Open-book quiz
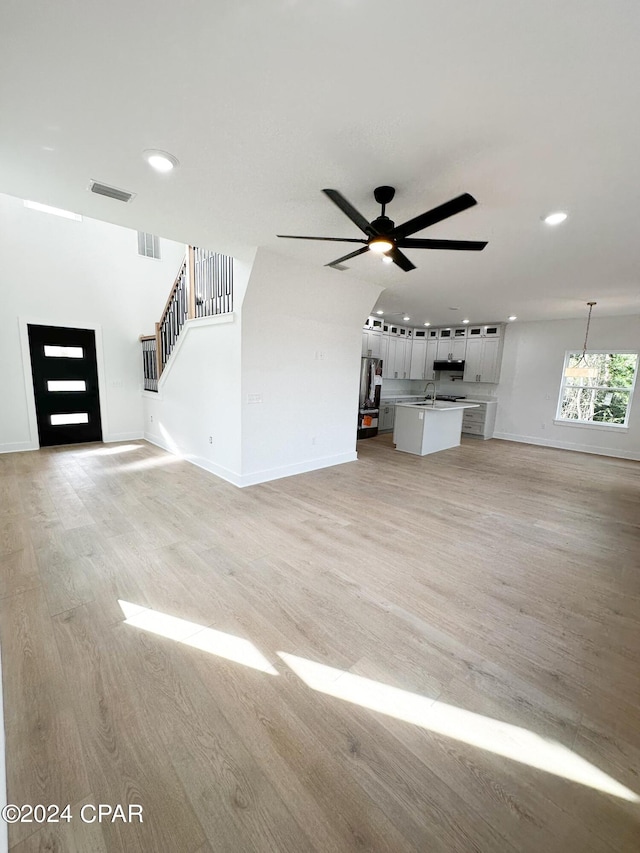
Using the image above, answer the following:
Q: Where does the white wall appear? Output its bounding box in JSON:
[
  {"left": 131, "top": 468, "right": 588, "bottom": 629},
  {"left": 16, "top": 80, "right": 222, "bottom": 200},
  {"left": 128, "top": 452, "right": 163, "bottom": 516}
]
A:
[
  {"left": 142, "top": 255, "right": 254, "bottom": 483},
  {"left": 240, "top": 248, "right": 381, "bottom": 484},
  {"left": 495, "top": 316, "right": 640, "bottom": 460},
  {"left": 0, "top": 193, "right": 185, "bottom": 451}
]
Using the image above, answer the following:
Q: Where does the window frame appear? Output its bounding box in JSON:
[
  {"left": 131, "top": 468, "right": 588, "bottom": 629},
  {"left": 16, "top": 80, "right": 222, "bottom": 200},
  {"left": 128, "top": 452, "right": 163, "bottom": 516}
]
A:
[{"left": 555, "top": 349, "right": 638, "bottom": 429}]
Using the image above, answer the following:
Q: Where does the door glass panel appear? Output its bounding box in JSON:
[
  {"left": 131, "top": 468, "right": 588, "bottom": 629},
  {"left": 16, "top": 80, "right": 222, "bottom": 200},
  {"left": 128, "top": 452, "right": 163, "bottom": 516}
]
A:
[
  {"left": 50, "top": 413, "right": 89, "bottom": 425},
  {"left": 44, "top": 345, "right": 84, "bottom": 358},
  {"left": 47, "top": 380, "right": 87, "bottom": 392}
]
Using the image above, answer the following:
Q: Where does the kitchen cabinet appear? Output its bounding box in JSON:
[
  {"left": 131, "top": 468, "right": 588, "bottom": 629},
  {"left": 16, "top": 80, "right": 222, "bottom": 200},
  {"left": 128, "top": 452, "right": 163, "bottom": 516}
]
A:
[
  {"left": 463, "top": 337, "right": 501, "bottom": 383},
  {"left": 424, "top": 340, "right": 439, "bottom": 380},
  {"left": 461, "top": 400, "right": 497, "bottom": 439},
  {"left": 409, "top": 339, "right": 427, "bottom": 380},
  {"left": 362, "top": 329, "right": 382, "bottom": 357},
  {"left": 436, "top": 338, "right": 467, "bottom": 361},
  {"left": 395, "top": 336, "right": 407, "bottom": 378},
  {"left": 379, "top": 401, "right": 396, "bottom": 431},
  {"left": 382, "top": 334, "right": 397, "bottom": 378}
]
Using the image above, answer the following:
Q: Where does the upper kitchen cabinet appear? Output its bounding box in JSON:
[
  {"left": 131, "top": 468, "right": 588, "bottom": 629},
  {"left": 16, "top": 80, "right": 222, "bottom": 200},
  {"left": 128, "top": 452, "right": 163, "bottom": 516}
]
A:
[
  {"left": 424, "top": 339, "right": 439, "bottom": 380},
  {"left": 362, "top": 329, "right": 382, "bottom": 357},
  {"left": 436, "top": 338, "right": 467, "bottom": 361},
  {"left": 409, "top": 338, "right": 427, "bottom": 380},
  {"left": 463, "top": 336, "right": 502, "bottom": 383},
  {"left": 468, "top": 324, "right": 502, "bottom": 338}
]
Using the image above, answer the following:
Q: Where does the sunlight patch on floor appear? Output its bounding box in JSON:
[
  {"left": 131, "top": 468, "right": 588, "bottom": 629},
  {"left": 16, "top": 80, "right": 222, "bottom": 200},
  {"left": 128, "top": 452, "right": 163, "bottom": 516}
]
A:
[
  {"left": 118, "top": 600, "right": 277, "bottom": 674},
  {"left": 278, "top": 652, "right": 639, "bottom": 803}
]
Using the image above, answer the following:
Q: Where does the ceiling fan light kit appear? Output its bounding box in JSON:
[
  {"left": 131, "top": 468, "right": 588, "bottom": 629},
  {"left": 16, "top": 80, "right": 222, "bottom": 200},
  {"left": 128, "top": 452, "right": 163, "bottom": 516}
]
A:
[{"left": 277, "top": 186, "right": 488, "bottom": 272}]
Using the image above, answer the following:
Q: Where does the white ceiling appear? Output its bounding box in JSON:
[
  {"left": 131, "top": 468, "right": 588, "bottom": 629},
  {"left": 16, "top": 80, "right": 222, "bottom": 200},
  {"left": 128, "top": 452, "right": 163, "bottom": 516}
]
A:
[{"left": 2, "top": 0, "right": 640, "bottom": 326}]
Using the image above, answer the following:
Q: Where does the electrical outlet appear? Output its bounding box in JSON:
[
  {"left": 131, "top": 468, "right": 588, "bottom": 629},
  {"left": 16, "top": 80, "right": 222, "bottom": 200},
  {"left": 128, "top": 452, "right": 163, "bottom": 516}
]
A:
[
  {"left": 541, "top": 422, "right": 546, "bottom": 429},
  {"left": 150, "top": 415, "right": 153, "bottom": 422},
  {"left": 311, "top": 436, "right": 316, "bottom": 445},
  {"left": 209, "top": 436, "right": 213, "bottom": 444}
]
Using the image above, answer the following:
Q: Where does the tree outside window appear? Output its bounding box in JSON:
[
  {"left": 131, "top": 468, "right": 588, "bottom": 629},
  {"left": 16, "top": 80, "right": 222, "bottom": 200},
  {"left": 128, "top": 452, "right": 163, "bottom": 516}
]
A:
[{"left": 557, "top": 352, "right": 638, "bottom": 426}]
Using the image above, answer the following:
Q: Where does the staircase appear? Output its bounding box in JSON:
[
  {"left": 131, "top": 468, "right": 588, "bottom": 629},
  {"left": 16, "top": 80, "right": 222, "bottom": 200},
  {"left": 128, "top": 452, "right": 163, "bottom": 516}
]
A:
[{"left": 140, "top": 246, "right": 234, "bottom": 391}]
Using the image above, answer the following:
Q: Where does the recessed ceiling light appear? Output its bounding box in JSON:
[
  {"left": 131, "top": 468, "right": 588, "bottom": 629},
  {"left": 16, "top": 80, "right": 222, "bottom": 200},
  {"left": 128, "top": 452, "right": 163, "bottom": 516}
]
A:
[
  {"left": 448, "top": 307, "right": 459, "bottom": 311},
  {"left": 143, "top": 149, "right": 179, "bottom": 173},
  {"left": 403, "top": 316, "right": 410, "bottom": 322},
  {"left": 381, "top": 255, "right": 394, "bottom": 264},
  {"left": 423, "top": 322, "right": 431, "bottom": 327},
  {"left": 376, "top": 310, "right": 384, "bottom": 315},
  {"left": 544, "top": 211, "right": 567, "bottom": 225},
  {"left": 462, "top": 319, "right": 469, "bottom": 324},
  {"left": 24, "top": 200, "right": 82, "bottom": 221},
  {"left": 508, "top": 315, "right": 517, "bottom": 321}
]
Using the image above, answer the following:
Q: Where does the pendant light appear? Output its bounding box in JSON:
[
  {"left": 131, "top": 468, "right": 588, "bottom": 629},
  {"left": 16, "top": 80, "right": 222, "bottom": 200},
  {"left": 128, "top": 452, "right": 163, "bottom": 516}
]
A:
[{"left": 564, "top": 302, "right": 598, "bottom": 378}]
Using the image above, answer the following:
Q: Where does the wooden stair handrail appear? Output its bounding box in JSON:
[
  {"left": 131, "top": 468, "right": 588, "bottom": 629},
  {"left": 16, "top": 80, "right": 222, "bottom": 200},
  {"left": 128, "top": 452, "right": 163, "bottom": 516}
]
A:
[{"left": 159, "top": 254, "right": 188, "bottom": 329}]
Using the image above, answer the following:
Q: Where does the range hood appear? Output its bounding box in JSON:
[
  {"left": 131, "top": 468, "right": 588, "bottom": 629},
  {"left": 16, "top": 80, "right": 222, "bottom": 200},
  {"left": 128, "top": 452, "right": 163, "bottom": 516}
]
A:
[{"left": 433, "top": 359, "right": 465, "bottom": 372}]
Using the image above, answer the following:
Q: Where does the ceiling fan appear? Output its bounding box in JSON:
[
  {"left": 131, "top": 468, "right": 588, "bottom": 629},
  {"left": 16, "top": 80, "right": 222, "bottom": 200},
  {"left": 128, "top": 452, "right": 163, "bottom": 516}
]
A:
[{"left": 277, "top": 186, "right": 487, "bottom": 272}]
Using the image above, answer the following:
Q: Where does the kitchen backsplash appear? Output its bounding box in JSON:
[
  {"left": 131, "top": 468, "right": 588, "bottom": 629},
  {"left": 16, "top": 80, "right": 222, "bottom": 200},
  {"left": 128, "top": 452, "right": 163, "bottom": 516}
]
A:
[{"left": 381, "top": 378, "right": 497, "bottom": 398}]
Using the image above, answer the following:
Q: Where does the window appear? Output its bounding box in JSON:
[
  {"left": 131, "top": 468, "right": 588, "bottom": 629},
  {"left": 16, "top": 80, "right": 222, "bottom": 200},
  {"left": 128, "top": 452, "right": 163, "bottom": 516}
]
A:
[
  {"left": 137, "top": 231, "right": 161, "bottom": 259},
  {"left": 47, "top": 380, "right": 86, "bottom": 392},
  {"left": 50, "top": 413, "right": 89, "bottom": 425},
  {"left": 557, "top": 352, "right": 638, "bottom": 427},
  {"left": 44, "top": 345, "right": 83, "bottom": 358}
]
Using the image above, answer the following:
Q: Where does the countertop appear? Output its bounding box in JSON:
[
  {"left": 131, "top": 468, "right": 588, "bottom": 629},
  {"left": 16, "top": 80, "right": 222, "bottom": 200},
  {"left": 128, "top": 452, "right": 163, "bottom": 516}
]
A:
[{"left": 395, "top": 401, "right": 480, "bottom": 412}]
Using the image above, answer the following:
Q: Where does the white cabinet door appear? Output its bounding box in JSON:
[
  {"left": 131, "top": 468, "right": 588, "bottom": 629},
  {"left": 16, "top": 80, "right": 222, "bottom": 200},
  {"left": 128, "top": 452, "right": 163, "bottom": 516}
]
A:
[
  {"left": 379, "top": 402, "right": 395, "bottom": 431},
  {"left": 409, "top": 339, "right": 427, "bottom": 380},
  {"left": 384, "top": 335, "right": 398, "bottom": 378},
  {"left": 464, "top": 337, "right": 501, "bottom": 383},
  {"left": 425, "top": 340, "right": 438, "bottom": 380},
  {"left": 478, "top": 337, "right": 501, "bottom": 383},
  {"left": 436, "top": 339, "right": 451, "bottom": 360},
  {"left": 395, "top": 337, "right": 407, "bottom": 378},
  {"left": 362, "top": 330, "right": 382, "bottom": 357},
  {"left": 379, "top": 333, "right": 390, "bottom": 375},
  {"left": 463, "top": 338, "right": 483, "bottom": 382},
  {"left": 450, "top": 339, "right": 467, "bottom": 361},
  {"left": 436, "top": 338, "right": 466, "bottom": 361}
]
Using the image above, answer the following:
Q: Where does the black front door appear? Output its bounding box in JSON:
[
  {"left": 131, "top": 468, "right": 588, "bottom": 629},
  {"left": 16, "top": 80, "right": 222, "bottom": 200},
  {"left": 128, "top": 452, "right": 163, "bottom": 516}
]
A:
[{"left": 28, "top": 324, "right": 103, "bottom": 447}]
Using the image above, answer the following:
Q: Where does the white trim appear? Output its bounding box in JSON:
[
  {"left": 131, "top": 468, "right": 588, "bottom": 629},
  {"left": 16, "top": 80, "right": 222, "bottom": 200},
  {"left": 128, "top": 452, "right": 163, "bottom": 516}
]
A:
[
  {"left": 236, "top": 451, "right": 358, "bottom": 487},
  {"left": 552, "top": 419, "right": 628, "bottom": 432},
  {"left": 18, "top": 316, "right": 110, "bottom": 448},
  {"left": 556, "top": 350, "right": 638, "bottom": 427},
  {"left": 157, "top": 313, "right": 236, "bottom": 389},
  {"left": 492, "top": 432, "right": 640, "bottom": 461},
  {"left": 142, "top": 436, "right": 357, "bottom": 488},
  {"left": 0, "top": 441, "right": 39, "bottom": 454},
  {"left": 103, "top": 432, "right": 144, "bottom": 443}
]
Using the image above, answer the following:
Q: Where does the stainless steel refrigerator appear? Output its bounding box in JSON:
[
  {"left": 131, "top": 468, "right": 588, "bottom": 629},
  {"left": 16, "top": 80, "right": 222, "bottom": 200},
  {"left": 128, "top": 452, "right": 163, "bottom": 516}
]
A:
[{"left": 358, "top": 357, "right": 383, "bottom": 439}]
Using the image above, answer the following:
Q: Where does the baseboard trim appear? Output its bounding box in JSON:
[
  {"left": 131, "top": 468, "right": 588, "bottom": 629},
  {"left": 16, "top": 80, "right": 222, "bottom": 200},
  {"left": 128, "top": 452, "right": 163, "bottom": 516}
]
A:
[
  {"left": 237, "top": 452, "right": 358, "bottom": 487},
  {"left": 103, "top": 432, "right": 144, "bottom": 443},
  {"left": 143, "top": 435, "right": 358, "bottom": 487},
  {"left": 492, "top": 432, "right": 640, "bottom": 461},
  {"left": 0, "top": 441, "right": 38, "bottom": 454}
]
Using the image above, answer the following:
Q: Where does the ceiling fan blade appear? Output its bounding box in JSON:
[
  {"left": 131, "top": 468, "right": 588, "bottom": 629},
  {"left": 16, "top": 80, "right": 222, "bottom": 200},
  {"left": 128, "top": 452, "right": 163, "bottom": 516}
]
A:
[
  {"left": 323, "top": 189, "right": 372, "bottom": 235},
  {"left": 398, "top": 238, "right": 488, "bottom": 251},
  {"left": 389, "top": 248, "right": 416, "bottom": 272},
  {"left": 393, "top": 193, "right": 478, "bottom": 239},
  {"left": 326, "top": 246, "right": 369, "bottom": 267},
  {"left": 277, "top": 235, "right": 367, "bottom": 243}
]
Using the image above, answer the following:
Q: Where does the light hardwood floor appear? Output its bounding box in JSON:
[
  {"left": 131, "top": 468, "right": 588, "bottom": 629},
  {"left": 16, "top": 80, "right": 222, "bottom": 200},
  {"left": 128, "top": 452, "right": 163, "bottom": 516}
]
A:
[{"left": 0, "top": 435, "right": 639, "bottom": 852}]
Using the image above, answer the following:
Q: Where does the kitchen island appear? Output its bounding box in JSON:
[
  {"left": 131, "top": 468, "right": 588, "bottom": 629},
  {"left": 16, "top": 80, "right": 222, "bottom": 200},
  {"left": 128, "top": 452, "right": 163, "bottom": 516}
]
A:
[{"left": 393, "top": 401, "right": 479, "bottom": 456}]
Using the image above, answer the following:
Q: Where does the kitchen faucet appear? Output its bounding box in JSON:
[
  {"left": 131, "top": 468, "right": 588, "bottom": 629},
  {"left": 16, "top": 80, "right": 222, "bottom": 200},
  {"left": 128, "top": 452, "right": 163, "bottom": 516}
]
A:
[{"left": 424, "top": 381, "right": 437, "bottom": 407}]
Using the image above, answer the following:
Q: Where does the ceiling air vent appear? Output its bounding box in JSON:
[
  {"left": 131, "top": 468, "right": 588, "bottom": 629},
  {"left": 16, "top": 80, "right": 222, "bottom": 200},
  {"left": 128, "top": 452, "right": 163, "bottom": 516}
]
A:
[{"left": 89, "top": 180, "right": 136, "bottom": 203}]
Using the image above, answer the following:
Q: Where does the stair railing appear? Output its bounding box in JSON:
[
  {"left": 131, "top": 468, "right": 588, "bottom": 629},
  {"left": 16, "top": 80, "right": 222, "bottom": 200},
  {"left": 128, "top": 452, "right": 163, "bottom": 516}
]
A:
[{"left": 141, "top": 246, "right": 234, "bottom": 390}]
